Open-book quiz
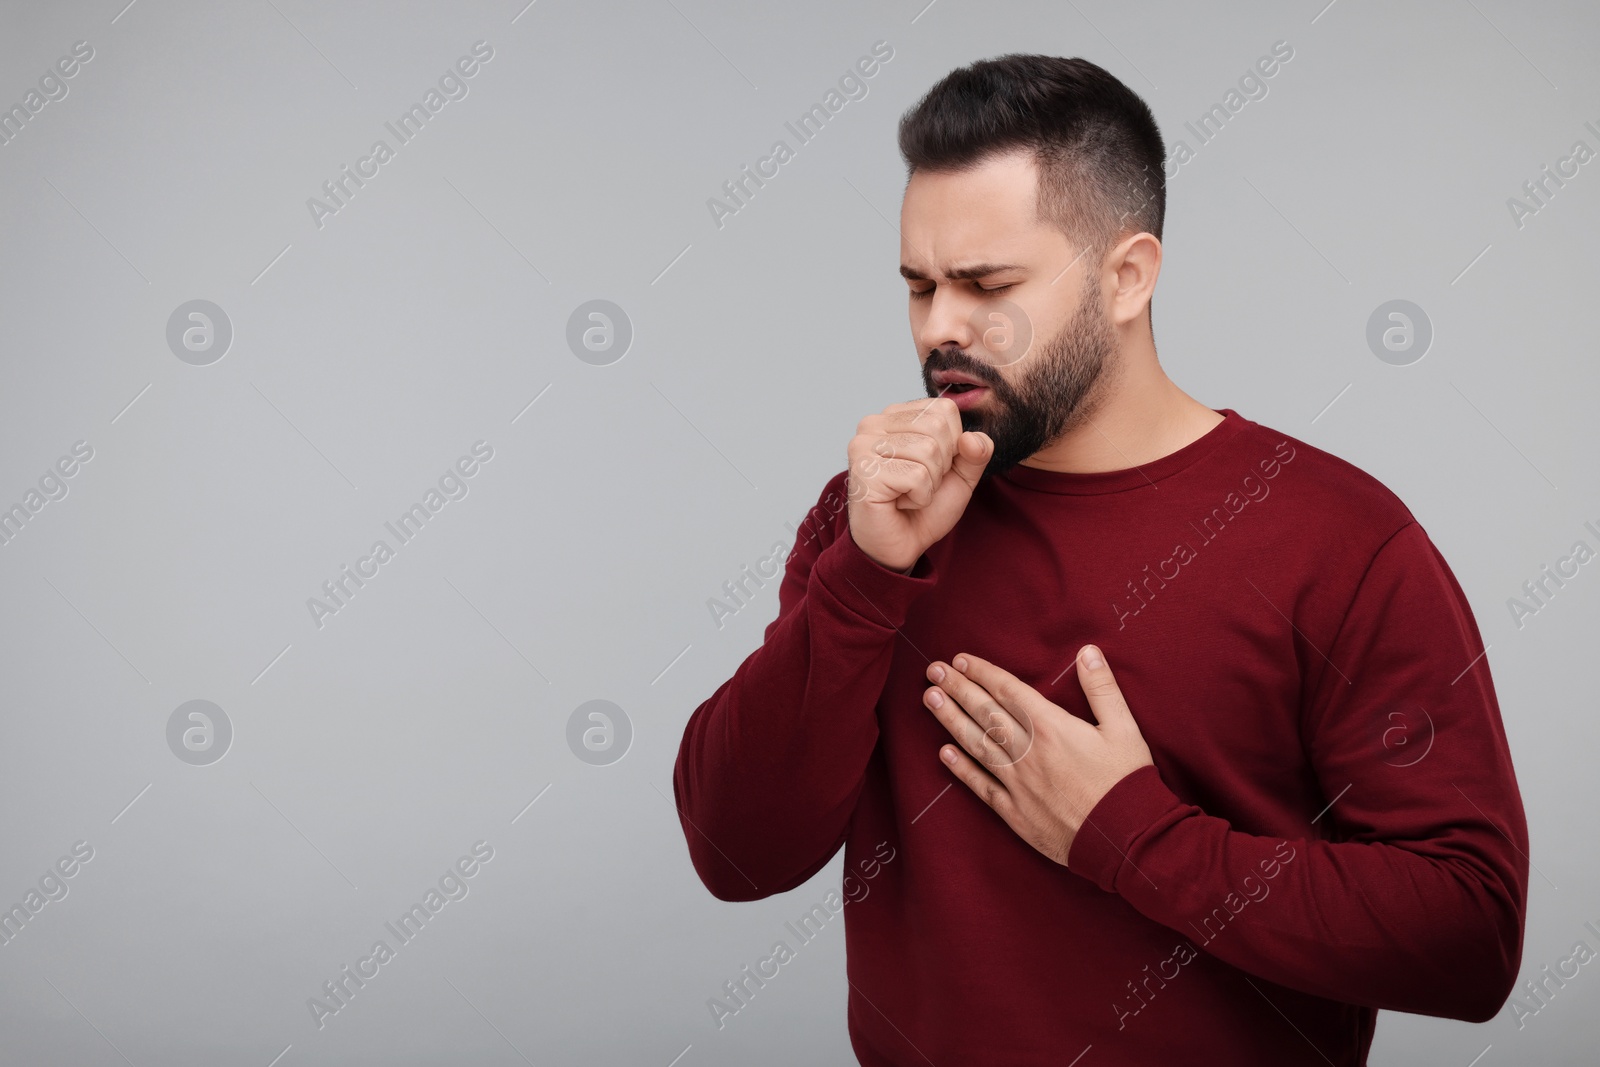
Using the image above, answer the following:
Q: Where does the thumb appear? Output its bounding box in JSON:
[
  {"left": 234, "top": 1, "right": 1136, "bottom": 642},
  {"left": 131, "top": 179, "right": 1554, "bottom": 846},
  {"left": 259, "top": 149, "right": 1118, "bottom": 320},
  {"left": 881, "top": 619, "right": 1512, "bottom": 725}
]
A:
[
  {"left": 947, "top": 431, "right": 993, "bottom": 491},
  {"left": 1076, "top": 644, "right": 1136, "bottom": 730},
  {"left": 912, "top": 431, "right": 992, "bottom": 535}
]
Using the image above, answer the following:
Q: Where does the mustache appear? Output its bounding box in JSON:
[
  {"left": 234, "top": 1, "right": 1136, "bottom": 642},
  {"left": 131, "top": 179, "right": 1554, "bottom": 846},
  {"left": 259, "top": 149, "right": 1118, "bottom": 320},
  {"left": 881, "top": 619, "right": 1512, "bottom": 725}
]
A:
[{"left": 924, "top": 349, "right": 1003, "bottom": 389}]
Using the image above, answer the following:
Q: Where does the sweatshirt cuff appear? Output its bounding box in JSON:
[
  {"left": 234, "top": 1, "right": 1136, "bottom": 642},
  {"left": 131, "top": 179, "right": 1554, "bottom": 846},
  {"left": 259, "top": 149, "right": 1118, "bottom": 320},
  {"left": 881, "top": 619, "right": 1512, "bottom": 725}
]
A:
[
  {"left": 810, "top": 528, "right": 937, "bottom": 630},
  {"left": 1065, "top": 764, "right": 1186, "bottom": 893}
]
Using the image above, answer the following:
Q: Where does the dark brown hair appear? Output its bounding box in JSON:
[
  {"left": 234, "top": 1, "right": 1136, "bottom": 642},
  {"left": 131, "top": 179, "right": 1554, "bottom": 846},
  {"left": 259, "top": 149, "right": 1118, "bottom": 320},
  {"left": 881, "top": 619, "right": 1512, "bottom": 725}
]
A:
[{"left": 897, "top": 54, "right": 1166, "bottom": 266}]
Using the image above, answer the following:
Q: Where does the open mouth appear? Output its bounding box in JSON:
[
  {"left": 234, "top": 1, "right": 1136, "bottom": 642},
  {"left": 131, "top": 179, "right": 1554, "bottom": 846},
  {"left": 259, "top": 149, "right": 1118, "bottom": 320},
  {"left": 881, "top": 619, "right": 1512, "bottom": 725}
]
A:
[{"left": 943, "top": 382, "right": 982, "bottom": 394}]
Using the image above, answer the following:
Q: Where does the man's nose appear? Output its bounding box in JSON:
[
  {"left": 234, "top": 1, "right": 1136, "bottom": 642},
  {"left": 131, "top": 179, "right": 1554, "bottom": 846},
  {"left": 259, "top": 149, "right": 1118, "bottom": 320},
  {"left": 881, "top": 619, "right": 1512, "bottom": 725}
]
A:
[{"left": 917, "top": 289, "right": 979, "bottom": 356}]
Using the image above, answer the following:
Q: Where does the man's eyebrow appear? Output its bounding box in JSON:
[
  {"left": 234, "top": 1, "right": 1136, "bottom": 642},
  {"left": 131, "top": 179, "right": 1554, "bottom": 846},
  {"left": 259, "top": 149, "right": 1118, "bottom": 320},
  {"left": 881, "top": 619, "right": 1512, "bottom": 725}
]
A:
[{"left": 899, "top": 262, "right": 1028, "bottom": 282}]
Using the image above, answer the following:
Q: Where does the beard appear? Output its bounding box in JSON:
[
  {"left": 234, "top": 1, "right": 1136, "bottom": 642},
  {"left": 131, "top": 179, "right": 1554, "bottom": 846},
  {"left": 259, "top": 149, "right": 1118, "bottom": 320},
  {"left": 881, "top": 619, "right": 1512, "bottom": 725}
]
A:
[{"left": 921, "top": 277, "right": 1117, "bottom": 476}]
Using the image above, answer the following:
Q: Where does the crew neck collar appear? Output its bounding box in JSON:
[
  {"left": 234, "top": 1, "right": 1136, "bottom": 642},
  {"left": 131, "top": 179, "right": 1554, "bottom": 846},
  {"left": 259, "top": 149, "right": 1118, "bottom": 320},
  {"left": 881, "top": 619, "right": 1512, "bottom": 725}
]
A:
[{"left": 994, "top": 408, "right": 1248, "bottom": 496}]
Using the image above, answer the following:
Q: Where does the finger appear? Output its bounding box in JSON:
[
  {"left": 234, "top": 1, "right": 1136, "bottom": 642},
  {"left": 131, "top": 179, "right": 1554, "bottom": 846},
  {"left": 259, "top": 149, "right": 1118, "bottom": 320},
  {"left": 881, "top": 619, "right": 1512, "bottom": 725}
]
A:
[
  {"left": 944, "top": 653, "right": 1038, "bottom": 764},
  {"left": 948, "top": 652, "right": 1040, "bottom": 718},
  {"left": 849, "top": 451, "right": 935, "bottom": 509},
  {"left": 947, "top": 431, "right": 993, "bottom": 492},
  {"left": 847, "top": 411, "right": 951, "bottom": 506},
  {"left": 946, "top": 653, "right": 1051, "bottom": 752},
  {"left": 1075, "top": 644, "right": 1136, "bottom": 730},
  {"left": 876, "top": 457, "right": 937, "bottom": 508},
  {"left": 897, "top": 395, "right": 962, "bottom": 447},
  {"left": 879, "top": 431, "right": 951, "bottom": 490},
  {"left": 923, "top": 682, "right": 1012, "bottom": 768},
  {"left": 926, "top": 664, "right": 1027, "bottom": 766},
  {"left": 855, "top": 427, "right": 953, "bottom": 495},
  {"left": 934, "top": 740, "right": 1014, "bottom": 817},
  {"left": 878, "top": 398, "right": 960, "bottom": 472}
]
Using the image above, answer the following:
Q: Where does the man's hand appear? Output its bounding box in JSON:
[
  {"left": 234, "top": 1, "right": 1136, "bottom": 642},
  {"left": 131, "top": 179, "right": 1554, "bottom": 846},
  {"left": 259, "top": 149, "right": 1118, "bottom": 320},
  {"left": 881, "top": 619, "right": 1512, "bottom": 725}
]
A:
[
  {"left": 921, "top": 644, "right": 1154, "bottom": 866},
  {"left": 846, "top": 397, "right": 992, "bottom": 573}
]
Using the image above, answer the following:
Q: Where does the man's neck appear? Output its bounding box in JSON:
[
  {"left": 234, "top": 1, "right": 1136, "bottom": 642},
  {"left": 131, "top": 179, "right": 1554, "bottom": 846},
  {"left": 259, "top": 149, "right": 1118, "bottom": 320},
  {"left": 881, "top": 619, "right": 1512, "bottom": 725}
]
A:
[{"left": 1017, "top": 358, "right": 1223, "bottom": 475}]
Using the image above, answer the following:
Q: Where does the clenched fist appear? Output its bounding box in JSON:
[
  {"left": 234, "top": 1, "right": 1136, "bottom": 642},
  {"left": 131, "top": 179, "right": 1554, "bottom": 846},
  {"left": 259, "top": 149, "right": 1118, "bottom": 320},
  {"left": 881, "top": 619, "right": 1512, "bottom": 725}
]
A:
[{"left": 845, "top": 397, "right": 993, "bottom": 573}]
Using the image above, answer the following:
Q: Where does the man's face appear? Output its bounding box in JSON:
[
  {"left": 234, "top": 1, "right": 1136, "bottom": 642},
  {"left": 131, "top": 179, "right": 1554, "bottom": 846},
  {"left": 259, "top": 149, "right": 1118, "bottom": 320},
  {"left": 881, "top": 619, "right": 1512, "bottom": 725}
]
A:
[{"left": 900, "top": 150, "right": 1118, "bottom": 475}]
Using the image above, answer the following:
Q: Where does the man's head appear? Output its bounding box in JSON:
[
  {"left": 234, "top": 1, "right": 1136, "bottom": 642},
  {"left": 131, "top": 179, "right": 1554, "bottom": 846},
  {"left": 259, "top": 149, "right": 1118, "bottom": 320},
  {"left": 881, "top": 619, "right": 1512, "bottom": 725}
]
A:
[{"left": 896, "top": 55, "right": 1166, "bottom": 474}]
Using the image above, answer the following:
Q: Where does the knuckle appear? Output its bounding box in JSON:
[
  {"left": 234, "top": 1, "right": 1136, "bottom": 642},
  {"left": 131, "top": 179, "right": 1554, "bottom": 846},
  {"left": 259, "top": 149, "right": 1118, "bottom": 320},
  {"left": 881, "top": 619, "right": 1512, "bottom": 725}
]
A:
[
  {"left": 896, "top": 458, "right": 933, "bottom": 490},
  {"left": 900, "top": 435, "right": 942, "bottom": 473},
  {"left": 960, "top": 717, "right": 985, "bottom": 748}
]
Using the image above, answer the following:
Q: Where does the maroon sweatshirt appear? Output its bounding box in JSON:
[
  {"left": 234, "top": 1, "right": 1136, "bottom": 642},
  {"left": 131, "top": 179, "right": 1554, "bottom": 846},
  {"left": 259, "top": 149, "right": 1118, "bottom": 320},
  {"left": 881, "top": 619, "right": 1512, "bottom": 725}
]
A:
[{"left": 673, "top": 408, "right": 1528, "bottom": 1065}]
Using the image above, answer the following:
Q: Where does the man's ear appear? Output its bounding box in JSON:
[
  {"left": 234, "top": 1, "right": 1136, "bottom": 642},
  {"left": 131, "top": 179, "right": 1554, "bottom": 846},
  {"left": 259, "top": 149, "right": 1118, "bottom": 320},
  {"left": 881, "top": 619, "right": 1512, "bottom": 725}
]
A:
[{"left": 1107, "top": 232, "right": 1161, "bottom": 328}]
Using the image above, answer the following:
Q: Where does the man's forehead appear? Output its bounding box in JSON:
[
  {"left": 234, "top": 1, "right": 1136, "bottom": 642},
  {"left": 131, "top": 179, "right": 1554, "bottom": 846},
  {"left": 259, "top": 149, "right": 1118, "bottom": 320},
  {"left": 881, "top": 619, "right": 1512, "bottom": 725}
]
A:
[
  {"left": 900, "top": 156, "right": 1044, "bottom": 277},
  {"left": 898, "top": 215, "right": 1044, "bottom": 282},
  {"left": 902, "top": 151, "right": 1038, "bottom": 210}
]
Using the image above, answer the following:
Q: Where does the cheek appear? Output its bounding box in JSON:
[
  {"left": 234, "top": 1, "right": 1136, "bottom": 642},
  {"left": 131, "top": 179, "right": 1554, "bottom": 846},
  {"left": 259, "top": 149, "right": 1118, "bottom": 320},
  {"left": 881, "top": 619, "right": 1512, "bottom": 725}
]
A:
[
  {"left": 984, "top": 365, "right": 1022, "bottom": 399},
  {"left": 910, "top": 306, "right": 933, "bottom": 341}
]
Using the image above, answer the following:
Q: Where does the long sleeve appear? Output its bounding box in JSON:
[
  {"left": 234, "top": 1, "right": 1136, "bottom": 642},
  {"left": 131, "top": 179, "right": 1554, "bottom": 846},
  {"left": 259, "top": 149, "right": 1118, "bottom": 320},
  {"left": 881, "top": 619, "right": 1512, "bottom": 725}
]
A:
[
  {"left": 1066, "top": 520, "right": 1529, "bottom": 1023},
  {"left": 673, "top": 470, "right": 938, "bottom": 901}
]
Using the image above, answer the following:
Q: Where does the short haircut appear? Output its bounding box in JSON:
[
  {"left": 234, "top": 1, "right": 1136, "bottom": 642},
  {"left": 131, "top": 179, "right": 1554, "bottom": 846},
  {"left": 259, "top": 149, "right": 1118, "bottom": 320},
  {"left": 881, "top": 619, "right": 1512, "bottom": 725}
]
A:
[{"left": 897, "top": 54, "right": 1166, "bottom": 266}]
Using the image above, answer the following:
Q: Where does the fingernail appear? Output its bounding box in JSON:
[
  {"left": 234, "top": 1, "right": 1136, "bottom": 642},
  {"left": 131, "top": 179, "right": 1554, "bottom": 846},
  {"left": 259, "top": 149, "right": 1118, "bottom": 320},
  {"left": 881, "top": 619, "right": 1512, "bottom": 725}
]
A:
[
  {"left": 1082, "top": 645, "right": 1104, "bottom": 670},
  {"left": 927, "top": 663, "right": 945, "bottom": 683},
  {"left": 952, "top": 655, "right": 969, "bottom": 672},
  {"left": 926, "top": 688, "right": 944, "bottom": 709},
  {"left": 941, "top": 747, "right": 957, "bottom": 764}
]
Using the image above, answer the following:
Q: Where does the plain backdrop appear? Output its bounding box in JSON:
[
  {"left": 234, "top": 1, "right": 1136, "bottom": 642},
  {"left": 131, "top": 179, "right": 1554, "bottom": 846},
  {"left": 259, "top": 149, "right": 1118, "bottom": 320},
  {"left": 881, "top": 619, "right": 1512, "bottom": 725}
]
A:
[{"left": 0, "top": 0, "right": 1596, "bottom": 1064}]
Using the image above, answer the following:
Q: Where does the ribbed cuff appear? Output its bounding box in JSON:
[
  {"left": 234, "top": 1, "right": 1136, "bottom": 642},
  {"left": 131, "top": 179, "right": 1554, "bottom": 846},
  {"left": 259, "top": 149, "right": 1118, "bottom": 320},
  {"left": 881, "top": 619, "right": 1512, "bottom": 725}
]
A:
[
  {"left": 1065, "top": 764, "right": 1185, "bottom": 893},
  {"left": 810, "top": 528, "right": 937, "bottom": 630}
]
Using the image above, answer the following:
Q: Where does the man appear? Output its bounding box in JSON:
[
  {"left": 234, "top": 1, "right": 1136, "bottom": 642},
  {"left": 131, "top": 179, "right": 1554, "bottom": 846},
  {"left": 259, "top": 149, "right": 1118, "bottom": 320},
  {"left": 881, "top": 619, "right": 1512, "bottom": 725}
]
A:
[{"left": 672, "top": 54, "right": 1527, "bottom": 1065}]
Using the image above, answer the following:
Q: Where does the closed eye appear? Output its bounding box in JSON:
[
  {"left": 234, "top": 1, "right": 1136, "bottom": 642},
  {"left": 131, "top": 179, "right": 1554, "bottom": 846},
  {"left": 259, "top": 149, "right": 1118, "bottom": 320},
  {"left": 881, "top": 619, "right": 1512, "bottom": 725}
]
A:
[{"left": 909, "top": 283, "right": 1014, "bottom": 299}]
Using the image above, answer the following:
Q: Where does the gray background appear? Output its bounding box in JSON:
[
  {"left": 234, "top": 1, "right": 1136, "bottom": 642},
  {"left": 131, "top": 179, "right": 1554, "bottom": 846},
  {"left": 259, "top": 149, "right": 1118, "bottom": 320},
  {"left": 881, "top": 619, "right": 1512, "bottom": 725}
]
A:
[{"left": 1, "top": 0, "right": 1596, "bottom": 1063}]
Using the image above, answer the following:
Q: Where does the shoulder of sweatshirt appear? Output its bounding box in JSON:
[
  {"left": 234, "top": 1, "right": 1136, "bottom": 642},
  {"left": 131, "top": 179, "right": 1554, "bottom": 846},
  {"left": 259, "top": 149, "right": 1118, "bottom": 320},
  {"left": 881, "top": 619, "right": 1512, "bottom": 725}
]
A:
[{"left": 1235, "top": 415, "right": 1419, "bottom": 552}]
